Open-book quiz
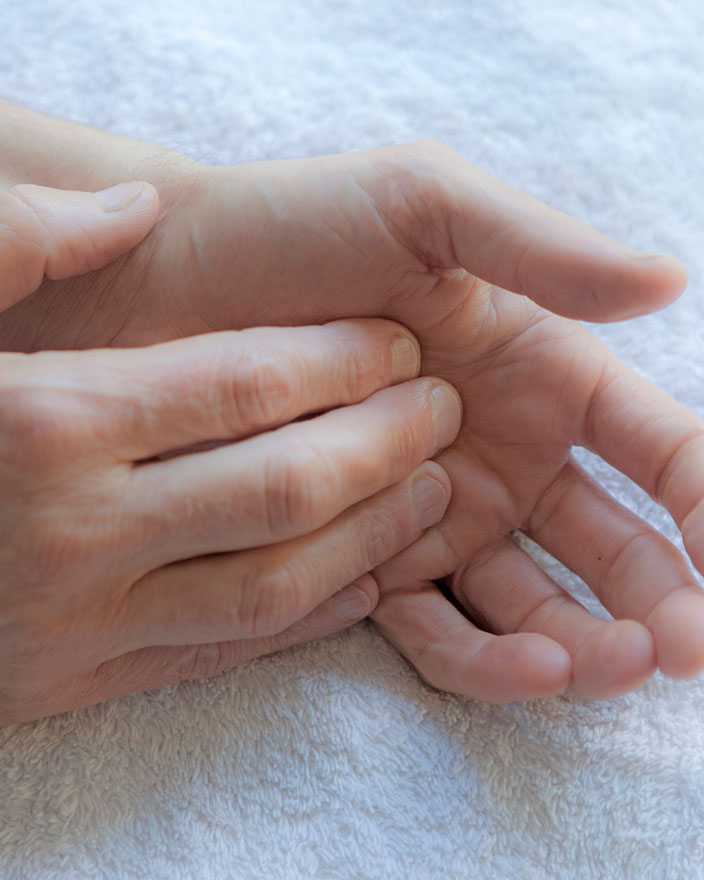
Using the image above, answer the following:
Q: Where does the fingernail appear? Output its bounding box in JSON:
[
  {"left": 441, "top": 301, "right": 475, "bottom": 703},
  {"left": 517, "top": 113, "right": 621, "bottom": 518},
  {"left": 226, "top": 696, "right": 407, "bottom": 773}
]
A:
[
  {"left": 390, "top": 332, "right": 421, "bottom": 382},
  {"left": 430, "top": 384, "right": 462, "bottom": 448},
  {"left": 93, "top": 181, "right": 146, "bottom": 213},
  {"left": 412, "top": 472, "right": 449, "bottom": 530},
  {"left": 334, "top": 585, "right": 371, "bottom": 621}
]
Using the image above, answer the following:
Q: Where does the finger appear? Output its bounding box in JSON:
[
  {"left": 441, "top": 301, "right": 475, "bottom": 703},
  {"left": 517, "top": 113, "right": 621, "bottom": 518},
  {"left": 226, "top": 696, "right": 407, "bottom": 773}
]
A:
[
  {"left": 22, "top": 575, "right": 379, "bottom": 723},
  {"left": 0, "top": 182, "right": 159, "bottom": 311},
  {"left": 87, "top": 319, "right": 422, "bottom": 460},
  {"left": 450, "top": 536, "right": 655, "bottom": 700},
  {"left": 371, "top": 582, "right": 571, "bottom": 703},
  {"left": 373, "top": 509, "right": 654, "bottom": 700},
  {"left": 583, "top": 349, "right": 704, "bottom": 573},
  {"left": 120, "top": 461, "right": 451, "bottom": 651},
  {"left": 373, "top": 142, "right": 687, "bottom": 321},
  {"left": 527, "top": 459, "right": 704, "bottom": 679},
  {"left": 127, "top": 377, "right": 461, "bottom": 566}
]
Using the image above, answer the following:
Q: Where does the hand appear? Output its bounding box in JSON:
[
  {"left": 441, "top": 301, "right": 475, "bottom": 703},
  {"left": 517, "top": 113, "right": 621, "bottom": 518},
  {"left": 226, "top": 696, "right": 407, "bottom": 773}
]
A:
[
  {"left": 0, "top": 178, "right": 461, "bottom": 725},
  {"left": 1, "top": 109, "right": 698, "bottom": 702}
]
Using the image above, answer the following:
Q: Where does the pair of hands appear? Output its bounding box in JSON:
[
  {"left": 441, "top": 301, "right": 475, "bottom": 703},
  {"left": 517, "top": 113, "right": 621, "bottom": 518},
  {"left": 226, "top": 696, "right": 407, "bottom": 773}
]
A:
[{"left": 2, "top": 105, "right": 702, "bottom": 725}]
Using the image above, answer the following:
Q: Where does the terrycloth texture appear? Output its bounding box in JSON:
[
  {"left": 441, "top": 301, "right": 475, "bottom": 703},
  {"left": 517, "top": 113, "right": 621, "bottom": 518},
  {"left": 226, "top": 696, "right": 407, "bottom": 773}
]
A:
[{"left": 1, "top": 1, "right": 703, "bottom": 877}]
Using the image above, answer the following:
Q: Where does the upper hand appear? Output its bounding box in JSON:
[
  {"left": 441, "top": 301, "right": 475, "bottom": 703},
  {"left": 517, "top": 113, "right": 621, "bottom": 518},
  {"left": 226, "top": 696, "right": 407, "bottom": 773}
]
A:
[
  {"left": 0, "top": 180, "right": 461, "bottom": 724},
  {"left": 2, "top": 139, "right": 698, "bottom": 703}
]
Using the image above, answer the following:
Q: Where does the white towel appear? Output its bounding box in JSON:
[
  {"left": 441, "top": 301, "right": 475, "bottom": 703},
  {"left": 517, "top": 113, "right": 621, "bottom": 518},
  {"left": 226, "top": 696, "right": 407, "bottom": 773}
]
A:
[{"left": 1, "top": 1, "right": 703, "bottom": 877}]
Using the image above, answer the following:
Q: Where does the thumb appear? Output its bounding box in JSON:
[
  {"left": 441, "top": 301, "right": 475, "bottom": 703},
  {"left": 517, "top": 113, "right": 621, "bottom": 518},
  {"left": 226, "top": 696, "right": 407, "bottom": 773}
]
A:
[
  {"left": 370, "top": 143, "right": 688, "bottom": 322},
  {"left": 0, "top": 181, "right": 159, "bottom": 311}
]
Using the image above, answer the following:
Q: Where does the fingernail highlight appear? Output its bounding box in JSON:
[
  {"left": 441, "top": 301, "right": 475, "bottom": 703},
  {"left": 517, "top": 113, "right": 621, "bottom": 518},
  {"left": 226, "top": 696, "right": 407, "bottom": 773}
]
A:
[
  {"left": 94, "top": 181, "right": 146, "bottom": 213},
  {"left": 412, "top": 472, "right": 449, "bottom": 530},
  {"left": 390, "top": 333, "right": 421, "bottom": 382}
]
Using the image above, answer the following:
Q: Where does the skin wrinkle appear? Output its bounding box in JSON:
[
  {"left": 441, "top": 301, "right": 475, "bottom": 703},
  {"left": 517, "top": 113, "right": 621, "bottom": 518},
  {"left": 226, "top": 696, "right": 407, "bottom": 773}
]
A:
[
  {"left": 526, "top": 463, "right": 577, "bottom": 539},
  {"left": 602, "top": 529, "right": 687, "bottom": 618},
  {"left": 654, "top": 430, "right": 704, "bottom": 519},
  {"left": 351, "top": 155, "right": 443, "bottom": 276},
  {"left": 411, "top": 620, "right": 471, "bottom": 677},
  {"left": 580, "top": 353, "right": 622, "bottom": 453},
  {"left": 516, "top": 592, "right": 585, "bottom": 636},
  {"left": 682, "top": 497, "right": 704, "bottom": 544},
  {"left": 447, "top": 551, "right": 503, "bottom": 633}
]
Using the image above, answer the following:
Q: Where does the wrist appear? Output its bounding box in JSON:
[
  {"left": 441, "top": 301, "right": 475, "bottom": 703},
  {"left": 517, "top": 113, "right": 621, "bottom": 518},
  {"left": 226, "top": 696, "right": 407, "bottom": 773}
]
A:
[{"left": 0, "top": 99, "right": 200, "bottom": 205}]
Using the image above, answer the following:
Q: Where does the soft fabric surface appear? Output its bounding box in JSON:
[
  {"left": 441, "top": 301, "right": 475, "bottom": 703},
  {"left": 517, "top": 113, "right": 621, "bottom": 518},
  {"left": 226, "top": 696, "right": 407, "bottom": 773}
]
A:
[{"left": 1, "top": 1, "right": 703, "bottom": 877}]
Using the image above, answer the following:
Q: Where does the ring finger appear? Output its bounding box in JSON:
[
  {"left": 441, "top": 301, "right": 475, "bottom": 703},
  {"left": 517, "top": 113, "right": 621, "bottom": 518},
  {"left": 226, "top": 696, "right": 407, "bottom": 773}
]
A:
[{"left": 118, "top": 460, "right": 452, "bottom": 651}]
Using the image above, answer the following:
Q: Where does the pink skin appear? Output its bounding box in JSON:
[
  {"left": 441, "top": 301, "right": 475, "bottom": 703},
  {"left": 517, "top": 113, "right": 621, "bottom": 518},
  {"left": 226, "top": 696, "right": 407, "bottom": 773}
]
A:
[
  {"left": 0, "top": 180, "right": 463, "bottom": 724},
  {"left": 1, "top": 133, "right": 698, "bottom": 704}
]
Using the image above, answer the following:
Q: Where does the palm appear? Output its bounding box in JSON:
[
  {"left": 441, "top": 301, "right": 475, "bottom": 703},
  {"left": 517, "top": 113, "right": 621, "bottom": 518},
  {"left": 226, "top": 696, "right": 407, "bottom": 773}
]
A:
[{"left": 2, "top": 142, "right": 701, "bottom": 702}]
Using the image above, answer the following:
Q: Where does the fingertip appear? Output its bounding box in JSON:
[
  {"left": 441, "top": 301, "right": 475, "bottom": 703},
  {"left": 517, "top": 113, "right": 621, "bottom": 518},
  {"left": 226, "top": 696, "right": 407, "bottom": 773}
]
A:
[
  {"left": 410, "top": 460, "right": 452, "bottom": 531},
  {"left": 41, "top": 180, "right": 160, "bottom": 280},
  {"left": 472, "top": 633, "right": 572, "bottom": 704},
  {"left": 507, "top": 632, "right": 572, "bottom": 701},
  {"left": 626, "top": 253, "right": 689, "bottom": 313},
  {"left": 94, "top": 180, "right": 148, "bottom": 213},
  {"left": 127, "top": 180, "right": 160, "bottom": 227},
  {"left": 335, "top": 573, "right": 379, "bottom": 621},
  {"left": 264, "top": 575, "right": 380, "bottom": 656},
  {"left": 415, "top": 458, "right": 452, "bottom": 495},
  {"left": 564, "top": 248, "right": 689, "bottom": 323},
  {"left": 390, "top": 329, "right": 422, "bottom": 382},
  {"left": 570, "top": 619, "right": 655, "bottom": 701},
  {"left": 648, "top": 588, "right": 704, "bottom": 680},
  {"left": 91, "top": 179, "right": 160, "bottom": 243},
  {"left": 430, "top": 381, "right": 463, "bottom": 449}
]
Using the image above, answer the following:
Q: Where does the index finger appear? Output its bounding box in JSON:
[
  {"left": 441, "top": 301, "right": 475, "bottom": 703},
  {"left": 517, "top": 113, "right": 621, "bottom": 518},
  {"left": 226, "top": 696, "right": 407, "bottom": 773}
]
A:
[{"left": 15, "top": 319, "right": 421, "bottom": 461}]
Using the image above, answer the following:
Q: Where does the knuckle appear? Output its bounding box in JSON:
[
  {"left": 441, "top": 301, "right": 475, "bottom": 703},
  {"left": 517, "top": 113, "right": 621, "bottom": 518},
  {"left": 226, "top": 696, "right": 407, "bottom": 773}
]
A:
[
  {"left": 8, "top": 493, "right": 117, "bottom": 593},
  {"left": 358, "top": 505, "right": 412, "bottom": 569},
  {"left": 22, "top": 522, "right": 88, "bottom": 584},
  {"left": 237, "top": 559, "right": 306, "bottom": 638},
  {"left": 13, "top": 519, "right": 91, "bottom": 592},
  {"left": 0, "top": 386, "right": 71, "bottom": 466},
  {"left": 0, "top": 355, "right": 104, "bottom": 468},
  {"left": 226, "top": 346, "right": 301, "bottom": 434},
  {"left": 262, "top": 442, "right": 338, "bottom": 537}
]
